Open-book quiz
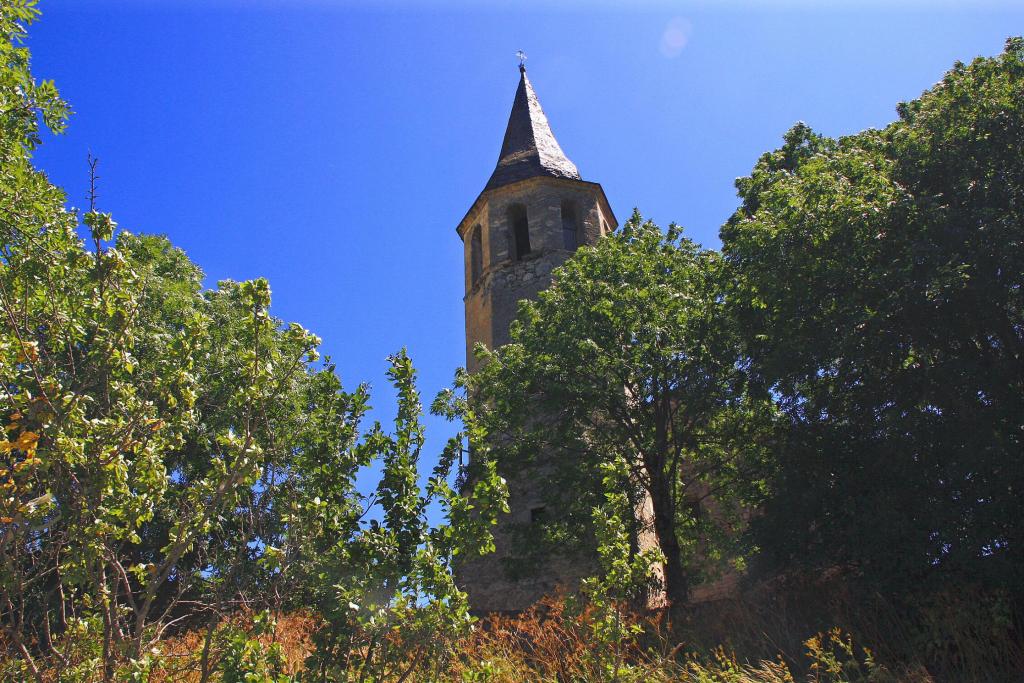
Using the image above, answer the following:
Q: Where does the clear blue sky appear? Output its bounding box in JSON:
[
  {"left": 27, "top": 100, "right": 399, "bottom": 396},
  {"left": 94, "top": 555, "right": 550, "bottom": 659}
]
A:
[{"left": 26, "top": 0, "right": 1022, "bottom": 502}]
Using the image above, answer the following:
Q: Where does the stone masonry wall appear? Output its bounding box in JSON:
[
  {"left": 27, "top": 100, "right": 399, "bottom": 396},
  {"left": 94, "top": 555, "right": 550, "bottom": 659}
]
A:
[
  {"left": 457, "top": 177, "right": 613, "bottom": 613},
  {"left": 457, "top": 176, "right": 739, "bottom": 612}
]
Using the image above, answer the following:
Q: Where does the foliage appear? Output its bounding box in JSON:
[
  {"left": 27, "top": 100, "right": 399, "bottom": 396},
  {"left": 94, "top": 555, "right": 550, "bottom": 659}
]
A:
[
  {"left": 13, "top": 581, "right": 1022, "bottom": 681},
  {"left": 566, "top": 457, "right": 666, "bottom": 680},
  {"left": 290, "top": 352, "right": 508, "bottom": 681},
  {"left": 721, "top": 37, "right": 1024, "bottom": 593},
  {"left": 442, "top": 579, "right": 1022, "bottom": 682},
  {"left": 445, "top": 597, "right": 902, "bottom": 683},
  {"left": 0, "top": 3, "right": 507, "bottom": 679},
  {"left": 2, "top": 1, "right": 1023, "bottom": 679},
  {"left": 217, "top": 612, "right": 289, "bottom": 683},
  {"left": 0, "top": 188, "right": 328, "bottom": 675},
  {"left": 0, "top": 0, "right": 67, "bottom": 152},
  {"left": 468, "top": 211, "right": 777, "bottom": 605}
]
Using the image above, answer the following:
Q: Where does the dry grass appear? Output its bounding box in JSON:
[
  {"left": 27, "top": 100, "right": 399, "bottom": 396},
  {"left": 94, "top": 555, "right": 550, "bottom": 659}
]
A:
[
  {"left": 8, "top": 580, "right": 1023, "bottom": 681},
  {"left": 437, "top": 579, "right": 1024, "bottom": 682},
  {"left": 672, "top": 579, "right": 1024, "bottom": 681},
  {"left": 157, "top": 611, "right": 319, "bottom": 682}
]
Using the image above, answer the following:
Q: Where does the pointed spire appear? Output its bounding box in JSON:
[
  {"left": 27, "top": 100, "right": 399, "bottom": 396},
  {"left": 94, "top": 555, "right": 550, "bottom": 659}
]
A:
[{"left": 484, "top": 66, "right": 582, "bottom": 192}]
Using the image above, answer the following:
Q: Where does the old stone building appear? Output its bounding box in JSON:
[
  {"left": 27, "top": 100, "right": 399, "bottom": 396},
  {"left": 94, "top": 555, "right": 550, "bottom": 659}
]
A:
[{"left": 454, "top": 64, "right": 620, "bottom": 613}]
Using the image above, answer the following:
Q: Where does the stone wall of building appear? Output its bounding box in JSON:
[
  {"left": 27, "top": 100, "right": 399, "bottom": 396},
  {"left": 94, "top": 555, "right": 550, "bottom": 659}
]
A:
[
  {"left": 456, "top": 176, "right": 615, "bottom": 613},
  {"left": 453, "top": 65, "right": 746, "bottom": 611},
  {"left": 460, "top": 176, "right": 613, "bottom": 372},
  {"left": 456, "top": 467, "right": 600, "bottom": 613}
]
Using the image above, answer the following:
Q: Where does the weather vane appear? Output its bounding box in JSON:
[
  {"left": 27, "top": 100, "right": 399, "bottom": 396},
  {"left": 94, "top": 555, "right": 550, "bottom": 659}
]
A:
[{"left": 516, "top": 50, "right": 527, "bottom": 70}]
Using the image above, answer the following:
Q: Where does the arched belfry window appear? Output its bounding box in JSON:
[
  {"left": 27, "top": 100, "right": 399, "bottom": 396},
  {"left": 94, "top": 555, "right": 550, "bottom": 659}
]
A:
[
  {"left": 561, "top": 200, "right": 578, "bottom": 251},
  {"left": 470, "top": 225, "right": 483, "bottom": 286},
  {"left": 508, "top": 204, "right": 531, "bottom": 261}
]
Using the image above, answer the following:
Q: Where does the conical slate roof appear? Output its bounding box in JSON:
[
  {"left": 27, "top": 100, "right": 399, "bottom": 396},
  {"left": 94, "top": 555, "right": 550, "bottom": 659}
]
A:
[{"left": 484, "top": 66, "right": 582, "bottom": 192}]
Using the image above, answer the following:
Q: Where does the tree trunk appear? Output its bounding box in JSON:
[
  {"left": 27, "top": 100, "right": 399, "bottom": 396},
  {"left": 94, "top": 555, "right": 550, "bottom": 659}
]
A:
[
  {"left": 645, "top": 457, "right": 689, "bottom": 606},
  {"left": 645, "top": 390, "right": 690, "bottom": 607}
]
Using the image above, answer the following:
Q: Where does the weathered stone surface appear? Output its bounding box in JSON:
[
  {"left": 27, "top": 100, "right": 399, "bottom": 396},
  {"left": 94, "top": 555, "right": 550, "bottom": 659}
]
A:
[
  {"left": 455, "top": 70, "right": 658, "bottom": 615},
  {"left": 456, "top": 174, "right": 616, "bottom": 613},
  {"left": 454, "top": 68, "right": 738, "bottom": 614},
  {"left": 456, "top": 469, "right": 600, "bottom": 613},
  {"left": 459, "top": 176, "right": 615, "bottom": 374}
]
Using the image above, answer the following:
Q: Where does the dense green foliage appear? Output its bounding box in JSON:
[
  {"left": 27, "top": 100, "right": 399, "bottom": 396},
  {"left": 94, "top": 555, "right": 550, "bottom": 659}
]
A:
[
  {"left": 470, "top": 35, "right": 1024, "bottom": 610},
  {"left": 468, "top": 215, "right": 776, "bottom": 605},
  {"left": 2, "top": 0, "right": 1023, "bottom": 679},
  {"left": 461, "top": 38, "right": 1024, "bottom": 679},
  {"left": 0, "top": 3, "right": 506, "bottom": 680},
  {"left": 722, "top": 37, "right": 1024, "bottom": 593}
]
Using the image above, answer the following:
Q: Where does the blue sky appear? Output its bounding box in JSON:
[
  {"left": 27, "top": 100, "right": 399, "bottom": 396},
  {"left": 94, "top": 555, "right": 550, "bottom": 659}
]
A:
[{"left": 26, "top": 0, "right": 1022, "bottom": 501}]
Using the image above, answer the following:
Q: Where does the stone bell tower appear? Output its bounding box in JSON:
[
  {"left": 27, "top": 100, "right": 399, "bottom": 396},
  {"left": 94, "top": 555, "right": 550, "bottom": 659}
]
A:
[
  {"left": 457, "top": 64, "right": 617, "bottom": 371},
  {"left": 455, "top": 64, "right": 617, "bottom": 613}
]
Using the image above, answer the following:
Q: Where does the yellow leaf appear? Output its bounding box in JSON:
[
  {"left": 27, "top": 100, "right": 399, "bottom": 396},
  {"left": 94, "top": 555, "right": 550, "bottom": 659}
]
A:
[
  {"left": 13, "top": 458, "right": 39, "bottom": 472},
  {"left": 14, "top": 432, "right": 39, "bottom": 452},
  {"left": 16, "top": 343, "right": 39, "bottom": 363}
]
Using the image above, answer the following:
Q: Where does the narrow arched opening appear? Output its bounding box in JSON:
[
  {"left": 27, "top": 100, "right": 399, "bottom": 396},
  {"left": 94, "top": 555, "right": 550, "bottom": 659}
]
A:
[
  {"left": 507, "top": 204, "right": 531, "bottom": 261},
  {"left": 561, "top": 200, "right": 578, "bottom": 250}
]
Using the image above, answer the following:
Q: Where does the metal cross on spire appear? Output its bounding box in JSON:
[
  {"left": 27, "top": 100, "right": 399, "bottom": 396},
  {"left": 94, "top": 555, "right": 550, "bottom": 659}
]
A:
[{"left": 516, "top": 50, "right": 527, "bottom": 72}]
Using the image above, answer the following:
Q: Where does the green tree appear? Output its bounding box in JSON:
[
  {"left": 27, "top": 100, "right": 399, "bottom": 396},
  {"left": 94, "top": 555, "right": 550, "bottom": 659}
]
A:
[
  {"left": 469, "top": 213, "right": 775, "bottom": 606},
  {"left": 722, "top": 38, "right": 1024, "bottom": 591},
  {"left": 0, "top": 4, "right": 507, "bottom": 679},
  {"left": 289, "top": 352, "right": 507, "bottom": 682}
]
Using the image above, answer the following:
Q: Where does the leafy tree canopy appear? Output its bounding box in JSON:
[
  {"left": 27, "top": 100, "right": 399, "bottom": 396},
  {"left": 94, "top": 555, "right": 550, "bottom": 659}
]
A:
[
  {"left": 469, "top": 212, "right": 777, "bottom": 606},
  {"left": 0, "top": 4, "right": 506, "bottom": 679},
  {"left": 722, "top": 37, "right": 1024, "bottom": 592}
]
